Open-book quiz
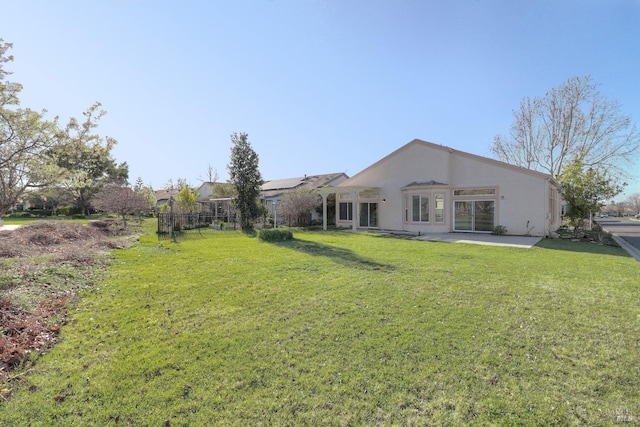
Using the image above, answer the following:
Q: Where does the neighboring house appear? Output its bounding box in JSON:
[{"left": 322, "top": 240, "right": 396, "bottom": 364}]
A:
[
  {"left": 197, "top": 182, "right": 216, "bottom": 203},
  {"left": 153, "top": 189, "right": 180, "bottom": 211},
  {"left": 261, "top": 173, "right": 348, "bottom": 225},
  {"left": 319, "top": 139, "right": 562, "bottom": 237},
  {"left": 198, "top": 182, "right": 235, "bottom": 221}
]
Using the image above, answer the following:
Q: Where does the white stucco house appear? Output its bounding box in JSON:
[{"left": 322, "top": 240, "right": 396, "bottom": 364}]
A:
[{"left": 319, "top": 139, "right": 562, "bottom": 237}]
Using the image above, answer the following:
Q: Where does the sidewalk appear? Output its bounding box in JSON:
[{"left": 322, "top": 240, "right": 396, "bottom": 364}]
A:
[
  {"left": 0, "top": 224, "right": 22, "bottom": 231},
  {"left": 609, "top": 234, "right": 640, "bottom": 262}
]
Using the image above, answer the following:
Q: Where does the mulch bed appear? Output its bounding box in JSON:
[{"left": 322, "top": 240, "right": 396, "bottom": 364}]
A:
[{"left": 0, "top": 220, "right": 136, "bottom": 386}]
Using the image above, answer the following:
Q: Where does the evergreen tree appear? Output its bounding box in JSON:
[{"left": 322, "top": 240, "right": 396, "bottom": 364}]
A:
[{"left": 227, "top": 132, "right": 262, "bottom": 230}]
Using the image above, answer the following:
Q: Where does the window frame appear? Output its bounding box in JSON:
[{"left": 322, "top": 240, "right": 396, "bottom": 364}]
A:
[
  {"left": 339, "top": 202, "right": 353, "bottom": 221},
  {"left": 434, "top": 193, "right": 445, "bottom": 223},
  {"left": 411, "top": 194, "right": 430, "bottom": 223}
]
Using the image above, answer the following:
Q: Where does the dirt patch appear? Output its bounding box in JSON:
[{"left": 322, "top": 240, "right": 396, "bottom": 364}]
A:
[{"left": 0, "top": 220, "right": 138, "bottom": 387}]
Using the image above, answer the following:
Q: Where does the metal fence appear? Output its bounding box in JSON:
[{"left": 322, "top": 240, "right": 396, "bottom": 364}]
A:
[{"left": 157, "top": 212, "right": 215, "bottom": 237}]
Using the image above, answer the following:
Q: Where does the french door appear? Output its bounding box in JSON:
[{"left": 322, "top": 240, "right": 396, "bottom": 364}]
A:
[
  {"left": 454, "top": 200, "right": 494, "bottom": 232},
  {"left": 359, "top": 202, "right": 378, "bottom": 228}
]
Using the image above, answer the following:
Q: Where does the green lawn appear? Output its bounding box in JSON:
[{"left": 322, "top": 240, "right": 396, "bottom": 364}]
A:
[
  {"left": 2, "top": 226, "right": 639, "bottom": 426},
  {"left": 1, "top": 216, "right": 92, "bottom": 225}
]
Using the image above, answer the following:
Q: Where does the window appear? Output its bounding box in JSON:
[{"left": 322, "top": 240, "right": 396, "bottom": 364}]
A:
[
  {"left": 434, "top": 193, "right": 444, "bottom": 223},
  {"left": 411, "top": 195, "right": 429, "bottom": 222},
  {"left": 453, "top": 188, "right": 496, "bottom": 196},
  {"left": 339, "top": 202, "right": 353, "bottom": 221},
  {"left": 359, "top": 191, "right": 379, "bottom": 199},
  {"left": 549, "top": 188, "right": 557, "bottom": 224},
  {"left": 359, "top": 202, "right": 378, "bottom": 227},
  {"left": 454, "top": 200, "right": 495, "bottom": 232}
]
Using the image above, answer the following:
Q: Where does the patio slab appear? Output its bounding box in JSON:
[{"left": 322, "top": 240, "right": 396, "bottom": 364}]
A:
[{"left": 413, "top": 232, "right": 543, "bottom": 248}]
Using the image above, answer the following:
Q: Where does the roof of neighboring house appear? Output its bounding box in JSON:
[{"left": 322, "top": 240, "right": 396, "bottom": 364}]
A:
[
  {"left": 261, "top": 173, "right": 348, "bottom": 198},
  {"left": 154, "top": 189, "right": 180, "bottom": 202}
]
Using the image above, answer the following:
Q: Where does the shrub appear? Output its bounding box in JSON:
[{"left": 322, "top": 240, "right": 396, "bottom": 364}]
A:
[
  {"left": 258, "top": 228, "right": 293, "bottom": 242},
  {"left": 6, "top": 212, "right": 35, "bottom": 218},
  {"left": 55, "top": 206, "right": 73, "bottom": 216},
  {"left": 492, "top": 225, "right": 508, "bottom": 235},
  {"left": 26, "top": 209, "right": 51, "bottom": 217}
]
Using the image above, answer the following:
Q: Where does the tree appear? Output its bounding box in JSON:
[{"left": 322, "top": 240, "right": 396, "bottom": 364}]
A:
[
  {"left": 200, "top": 164, "right": 219, "bottom": 183},
  {"left": 0, "top": 40, "right": 61, "bottom": 215},
  {"left": 558, "top": 156, "right": 623, "bottom": 234},
  {"left": 51, "top": 103, "right": 129, "bottom": 215},
  {"left": 175, "top": 185, "right": 199, "bottom": 213},
  {"left": 282, "top": 189, "right": 320, "bottom": 226},
  {"left": 625, "top": 193, "right": 640, "bottom": 215},
  {"left": 227, "top": 132, "right": 262, "bottom": 230},
  {"left": 91, "top": 183, "right": 149, "bottom": 228},
  {"left": 162, "top": 177, "right": 190, "bottom": 191},
  {"left": 491, "top": 76, "right": 639, "bottom": 182},
  {"left": 133, "top": 177, "right": 156, "bottom": 214}
]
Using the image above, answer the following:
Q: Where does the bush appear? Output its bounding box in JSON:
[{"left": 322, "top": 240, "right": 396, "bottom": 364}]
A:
[
  {"left": 5, "top": 212, "right": 35, "bottom": 218},
  {"left": 26, "top": 209, "right": 51, "bottom": 217},
  {"left": 492, "top": 225, "right": 508, "bottom": 235},
  {"left": 258, "top": 229, "right": 293, "bottom": 242}
]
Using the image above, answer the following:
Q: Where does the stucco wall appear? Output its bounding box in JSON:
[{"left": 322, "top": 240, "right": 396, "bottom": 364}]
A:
[
  {"left": 450, "top": 153, "right": 551, "bottom": 236},
  {"left": 336, "top": 141, "right": 559, "bottom": 236}
]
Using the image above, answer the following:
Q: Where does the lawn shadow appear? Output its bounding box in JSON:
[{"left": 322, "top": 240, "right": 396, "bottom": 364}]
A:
[
  {"left": 535, "top": 238, "right": 632, "bottom": 259},
  {"left": 273, "top": 238, "right": 395, "bottom": 271}
]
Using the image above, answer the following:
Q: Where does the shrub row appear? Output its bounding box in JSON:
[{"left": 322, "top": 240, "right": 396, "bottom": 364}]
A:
[{"left": 258, "top": 228, "right": 293, "bottom": 242}]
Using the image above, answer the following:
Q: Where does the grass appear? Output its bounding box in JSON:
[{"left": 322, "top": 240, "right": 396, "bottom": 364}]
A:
[
  {"left": 2, "top": 224, "right": 639, "bottom": 425},
  {"left": 1, "top": 217, "right": 91, "bottom": 225}
]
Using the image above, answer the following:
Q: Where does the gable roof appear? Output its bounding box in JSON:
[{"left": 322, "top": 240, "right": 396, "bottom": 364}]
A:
[
  {"left": 154, "top": 189, "right": 180, "bottom": 202},
  {"left": 340, "top": 139, "right": 559, "bottom": 187}
]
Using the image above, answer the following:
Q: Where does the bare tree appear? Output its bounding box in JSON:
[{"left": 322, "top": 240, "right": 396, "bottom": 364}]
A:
[
  {"left": 200, "top": 164, "right": 219, "bottom": 183},
  {"left": 161, "top": 177, "right": 190, "bottom": 191},
  {"left": 491, "top": 76, "right": 639, "bottom": 181},
  {"left": 626, "top": 193, "right": 640, "bottom": 215},
  {"left": 91, "top": 184, "right": 149, "bottom": 228},
  {"left": 282, "top": 189, "right": 320, "bottom": 226}
]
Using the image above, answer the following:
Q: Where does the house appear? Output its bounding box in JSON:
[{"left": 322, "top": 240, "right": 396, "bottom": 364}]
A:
[
  {"left": 201, "top": 174, "right": 348, "bottom": 225},
  {"left": 197, "top": 182, "right": 235, "bottom": 222},
  {"left": 319, "top": 139, "right": 562, "bottom": 237},
  {"left": 153, "top": 189, "right": 180, "bottom": 211},
  {"left": 261, "top": 173, "right": 348, "bottom": 225}
]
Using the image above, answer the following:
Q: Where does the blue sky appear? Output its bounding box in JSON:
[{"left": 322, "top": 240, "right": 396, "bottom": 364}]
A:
[{"left": 3, "top": 0, "right": 640, "bottom": 197}]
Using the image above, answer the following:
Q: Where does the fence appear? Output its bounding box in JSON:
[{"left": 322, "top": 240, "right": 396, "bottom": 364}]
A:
[{"left": 157, "top": 212, "right": 215, "bottom": 237}]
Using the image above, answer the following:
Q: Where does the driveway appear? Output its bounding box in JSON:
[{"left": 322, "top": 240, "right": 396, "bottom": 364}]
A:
[{"left": 597, "top": 217, "right": 640, "bottom": 261}]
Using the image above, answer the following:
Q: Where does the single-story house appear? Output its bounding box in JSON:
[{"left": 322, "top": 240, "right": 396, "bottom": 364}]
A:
[
  {"left": 153, "top": 189, "right": 180, "bottom": 211},
  {"left": 319, "top": 139, "right": 562, "bottom": 237},
  {"left": 203, "top": 173, "right": 348, "bottom": 225},
  {"left": 261, "top": 173, "right": 348, "bottom": 225}
]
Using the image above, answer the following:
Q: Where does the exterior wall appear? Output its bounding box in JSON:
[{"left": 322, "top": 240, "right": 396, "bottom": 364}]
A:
[
  {"left": 335, "top": 140, "right": 561, "bottom": 237},
  {"left": 328, "top": 174, "right": 349, "bottom": 187},
  {"left": 339, "top": 143, "right": 451, "bottom": 231},
  {"left": 450, "top": 153, "right": 552, "bottom": 236},
  {"left": 197, "top": 183, "right": 214, "bottom": 202},
  {"left": 400, "top": 185, "right": 451, "bottom": 234}
]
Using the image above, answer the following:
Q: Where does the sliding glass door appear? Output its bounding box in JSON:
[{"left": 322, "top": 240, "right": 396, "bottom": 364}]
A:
[
  {"left": 454, "top": 200, "right": 494, "bottom": 232},
  {"left": 359, "top": 202, "right": 378, "bottom": 228}
]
